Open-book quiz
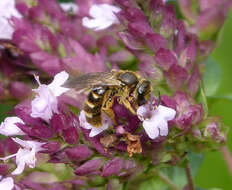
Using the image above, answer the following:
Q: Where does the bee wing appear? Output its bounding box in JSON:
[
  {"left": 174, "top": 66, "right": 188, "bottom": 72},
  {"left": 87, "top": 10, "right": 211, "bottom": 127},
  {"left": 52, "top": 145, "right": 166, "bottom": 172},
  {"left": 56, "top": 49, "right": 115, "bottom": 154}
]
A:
[{"left": 64, "top": 71, "right": 121, "bottom": 92}]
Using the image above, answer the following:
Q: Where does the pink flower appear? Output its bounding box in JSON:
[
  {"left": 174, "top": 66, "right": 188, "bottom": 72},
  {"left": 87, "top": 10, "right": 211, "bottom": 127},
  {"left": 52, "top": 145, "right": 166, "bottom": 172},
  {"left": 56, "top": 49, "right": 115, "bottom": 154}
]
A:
[
  {"left": 31, "top": 71, "right": 70, "bottom": 122},
  {"left": 0, "top": 0, "right": 22, "bottom": 39},
  {"left": 137, "top": 104, "right": 176, "bottom": 139},
  {"left": 79, "top": 110, "right": 112, "bottom": 137},
  {"left": 0, "top": 176, "right": 14, "bottom": 190},
  {"left": 82, "top": 4, "right": 121, "bottom": 31},
  {"left": 0, "top": 117, "right": 25, "bottom": 136},
  {"left": 0, "top": 138, "right": 45, "bottom": 175}
]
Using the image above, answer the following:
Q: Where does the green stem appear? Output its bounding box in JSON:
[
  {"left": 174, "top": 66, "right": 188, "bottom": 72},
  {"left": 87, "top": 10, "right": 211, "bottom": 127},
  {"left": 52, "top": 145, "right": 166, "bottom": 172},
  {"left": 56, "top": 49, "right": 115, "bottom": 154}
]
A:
[
  {"left": 156, "top": 171, "right": 180, "bottom": 190},
  {"left": 185, "top": 164, "right": 195, "bottom": 190},
  {"left": 221, "top": 145, "right": 232, "bottom": 175}
]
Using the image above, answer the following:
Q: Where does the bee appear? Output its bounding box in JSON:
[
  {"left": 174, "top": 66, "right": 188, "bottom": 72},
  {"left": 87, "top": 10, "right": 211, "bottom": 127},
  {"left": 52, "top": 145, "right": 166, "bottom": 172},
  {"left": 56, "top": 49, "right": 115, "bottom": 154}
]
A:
[
  {"left": 0, "top": 41, "right": 23, "bottom": 59},
  {"left": 65, "top": 70, "right": 151, "bottom": 127}
]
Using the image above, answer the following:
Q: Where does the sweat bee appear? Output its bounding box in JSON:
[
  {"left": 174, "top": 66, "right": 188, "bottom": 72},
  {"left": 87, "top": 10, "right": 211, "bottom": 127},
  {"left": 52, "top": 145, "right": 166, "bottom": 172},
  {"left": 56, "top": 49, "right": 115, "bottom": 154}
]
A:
[{"left": 65, "top": 70, "right": 151, "bottom": 127}]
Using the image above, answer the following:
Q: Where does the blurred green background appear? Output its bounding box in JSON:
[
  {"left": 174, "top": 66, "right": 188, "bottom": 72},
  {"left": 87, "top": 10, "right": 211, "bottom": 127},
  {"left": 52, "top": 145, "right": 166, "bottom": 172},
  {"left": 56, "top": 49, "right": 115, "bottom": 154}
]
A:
[{"left": 195, "top": 10, "right": 232, "bottom": 190}]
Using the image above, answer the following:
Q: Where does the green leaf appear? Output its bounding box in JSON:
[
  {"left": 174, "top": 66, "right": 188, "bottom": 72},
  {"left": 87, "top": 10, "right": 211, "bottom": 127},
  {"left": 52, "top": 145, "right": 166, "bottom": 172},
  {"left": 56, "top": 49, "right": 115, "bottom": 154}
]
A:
[
  {"left": 139, "top": 176, "right": 169, "bottom": 190},
  {"left": 203, "top": 57, "right": 222, "bottom": 96},
  {"left": 188, "top": 152, "right": 204, "bottom": 177},
  {"left": 161, "top": 167, "right": 186, "bottom": 189},
  {"left": 0, "top": 104, "right": 12, "bottom": 122}
]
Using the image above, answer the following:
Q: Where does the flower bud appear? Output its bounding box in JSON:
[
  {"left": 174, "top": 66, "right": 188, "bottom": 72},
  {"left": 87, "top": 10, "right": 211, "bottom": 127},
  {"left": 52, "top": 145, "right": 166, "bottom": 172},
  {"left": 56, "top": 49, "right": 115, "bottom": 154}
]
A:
[
  {"left": 9, "top": 81, "right": 31, "bottom": 99},
  {"left": 65, "top": 145, "right": 92, "bottom": 161},
  {"left": 102, "top": 158, "right": 124, "bottom": 177},
  {"left": 75, "top": 158, "right": 103, "bottom": 176},
  {"left": 62, "top": 127, "right": 79, "bottom": 145}
]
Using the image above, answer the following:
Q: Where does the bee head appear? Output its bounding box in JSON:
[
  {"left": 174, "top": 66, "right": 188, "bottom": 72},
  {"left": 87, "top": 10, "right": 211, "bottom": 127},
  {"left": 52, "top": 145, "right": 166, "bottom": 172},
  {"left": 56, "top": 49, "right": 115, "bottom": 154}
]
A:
[{"left": 136, "top": 80, "right": 151, "bottom": 106}]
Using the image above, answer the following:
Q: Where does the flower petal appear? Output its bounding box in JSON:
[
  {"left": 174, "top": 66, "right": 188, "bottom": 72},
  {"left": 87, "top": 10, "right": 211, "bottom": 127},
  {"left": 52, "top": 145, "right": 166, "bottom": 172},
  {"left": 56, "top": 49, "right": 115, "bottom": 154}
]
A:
[
  {"left": 143, "top": 120, "right": 159, "bottom": 139},
  {"left": 0, "top": 117, "right": 25, "bottom": 136},
  {"left": 48, "top": 71, "right": 70, "bottom": 96},
  {"left": 158, "top": 105, "right": 176, "bottom": 120},
  {"left": 0, "top": 176, "right": 14, "bottom": 190},
  {"left": 11, "top": 159, "right": 25, "bottom": 175}
]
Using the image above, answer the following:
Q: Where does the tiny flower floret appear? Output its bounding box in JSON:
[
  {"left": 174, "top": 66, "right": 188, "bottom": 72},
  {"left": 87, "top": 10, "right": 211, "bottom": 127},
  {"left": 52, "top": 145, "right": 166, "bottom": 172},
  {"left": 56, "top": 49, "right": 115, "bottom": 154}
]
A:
[
  {"left": 60, "top": 2, "right": 79, "bottom": 13},
  {"left": 0, "top": 0, "right": 22, "bottom": 39},
  {"left": 0, "top": 176, "right": 14, "bottom": 190},
  {"left": 79, "top": 110, "right": 111, "bottom": 137},
  {"left": 0, "top": 138, "right": 45, "bottom": 175},
  {"left": 137, "top": 104, "right": 176, "bottom": 139},
  {"left": 31, "top": 71, "right": 70, "bottom": 122},
  {"left": 82, "top": 4, "right": 121, "bottom": 31},
  {"left": 0, "top": 116, "right": 25, "bottom": 136}
]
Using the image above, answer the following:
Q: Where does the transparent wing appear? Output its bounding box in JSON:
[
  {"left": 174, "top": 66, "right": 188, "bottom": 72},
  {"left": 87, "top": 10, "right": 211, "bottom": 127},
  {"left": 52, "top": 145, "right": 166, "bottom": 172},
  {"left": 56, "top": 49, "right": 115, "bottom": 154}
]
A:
[{"left": 64, "top": 71, "right": 121, "bottom": 92}]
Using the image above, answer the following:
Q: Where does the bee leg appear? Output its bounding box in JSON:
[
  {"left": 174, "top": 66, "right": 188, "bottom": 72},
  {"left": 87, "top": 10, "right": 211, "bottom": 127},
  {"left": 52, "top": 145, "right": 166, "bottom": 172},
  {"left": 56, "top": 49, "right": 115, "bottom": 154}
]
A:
[
  {"left": 118, "top": 98, "right": 136, "bottom": 115},
  {"left": 102, "top": 107, "right": 116, "bottom": 125}
]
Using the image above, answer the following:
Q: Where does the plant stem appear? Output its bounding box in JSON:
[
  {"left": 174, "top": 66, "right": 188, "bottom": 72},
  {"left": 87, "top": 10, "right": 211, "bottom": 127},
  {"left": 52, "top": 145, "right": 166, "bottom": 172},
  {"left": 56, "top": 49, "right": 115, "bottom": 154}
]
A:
[
  {"left": 221, "top": 145, "right": 232, "bottom": 175},
  {"left": 185, "top": 164, "right": 194, "bottom": 190},
  {"left": 156, "top": 171, "right": 180, "bottom": 190}
]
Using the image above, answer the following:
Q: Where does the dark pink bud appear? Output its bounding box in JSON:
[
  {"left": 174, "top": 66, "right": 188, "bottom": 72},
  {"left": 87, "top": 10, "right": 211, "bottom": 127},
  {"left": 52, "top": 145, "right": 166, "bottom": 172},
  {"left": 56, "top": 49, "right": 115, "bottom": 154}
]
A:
[
  {"left": 0, "top": 164, "right": 9, "bottom": 175},
  {"left": 97, "top": 35, "right": 118, "bottom": 49},
  {"left": 41, "top": 142, "right": 61, "bottom": 154},
  {"left": 5, "top": 137, "right": 19, "bottom": 154},
  {"left": 101, "top": 158, "right": 124, "bottom": 177},
  {"left": 155, "top": 48, "right": 177, "bottom": 70},
  {"left": 9, "top": 81, "right": 31, "bottom": 99},
  {"left": 82, "top": 128, "right": 109, "bottom": 157},
  {"left": 62, "top": 127, "right": 79, "bottom": 145},
  {"left": 145, "top": 33, "right": 168, "bottom": 52},
  {"left": 187, "top": 66, "right": 201, "bottom": 96},
  {"left": 161, "top": 95, "right": 177, "bottom": 110},
  {"left": 128, "top": 21, "right": 153, "bottom": 38},
  {"left": 123, "top": 7, "right": 147, "bottom": 22},
  {"left": 179, "top": 38, "right": 197, "bottom": 71},
  {"left": 31, "top": 125, "right": 53, "bottom": 139},
  {"left": 175, "top": 21, "right": 187, "bottom": 55},
  {"left": 0, "top": 142, "right": 4, "bottom": 156},
  {"left": 164, "top": 64, "right": 188, "bottom": 90},
  {"left": 51, "top": 114, "right": 65, "bottom": 134},
  {"left": 118, "top": 32, "right": 145, "bottom": 50},
  {"left": 14, "top": 100, "right": 44, "bottom": 126},
  {"left": 65, "top": 145, "right": 92, "bottom": 161},
  {"left": 15, "top": 2, "right": 29, "bottom": 15},
  {"left": 75, "top": 158, "right": 103, "bottom": 176}
]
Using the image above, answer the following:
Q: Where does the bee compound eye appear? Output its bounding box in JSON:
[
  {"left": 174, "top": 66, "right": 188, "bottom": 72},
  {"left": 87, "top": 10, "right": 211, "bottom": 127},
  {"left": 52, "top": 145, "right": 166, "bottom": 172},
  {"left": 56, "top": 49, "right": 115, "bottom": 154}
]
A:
[{"left": 137, "top": 81, "right": 151, "bottom": 95}]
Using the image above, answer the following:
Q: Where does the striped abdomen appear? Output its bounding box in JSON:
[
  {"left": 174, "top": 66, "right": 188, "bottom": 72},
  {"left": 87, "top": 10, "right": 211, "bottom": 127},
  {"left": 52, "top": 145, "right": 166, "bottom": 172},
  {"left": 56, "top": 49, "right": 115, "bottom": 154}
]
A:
[{"left": 84, "top": 86, "right": 108, "bottom": 127}]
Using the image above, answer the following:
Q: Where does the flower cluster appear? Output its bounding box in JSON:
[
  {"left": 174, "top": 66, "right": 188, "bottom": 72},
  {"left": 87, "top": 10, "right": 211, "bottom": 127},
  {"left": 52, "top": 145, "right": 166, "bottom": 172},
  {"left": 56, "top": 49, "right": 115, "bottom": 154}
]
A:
[{"left": 0, "top": 0, "right": 229, "bottom": 189}]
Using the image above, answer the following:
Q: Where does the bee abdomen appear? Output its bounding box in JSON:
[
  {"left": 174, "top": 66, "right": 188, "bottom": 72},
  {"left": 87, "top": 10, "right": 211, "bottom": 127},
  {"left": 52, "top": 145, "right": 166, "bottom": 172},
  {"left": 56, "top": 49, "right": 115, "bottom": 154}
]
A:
[{"left": 84, "top": 86, "right": 108, "bottom": 127}]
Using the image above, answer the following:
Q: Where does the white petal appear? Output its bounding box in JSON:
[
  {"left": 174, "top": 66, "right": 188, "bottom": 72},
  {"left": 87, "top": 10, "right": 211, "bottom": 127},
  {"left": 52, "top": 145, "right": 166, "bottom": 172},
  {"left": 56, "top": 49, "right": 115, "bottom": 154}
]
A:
[
  {"left": 0, "top": 177, "right": 14, "bottom": 190},
  {"left": 79, "top": 110, "right": 92, "bottom": 130},
  {"left": 48, "top": 71, "right": 70, "bottom": 96},
  {"left": 60, "top": 2, "right": 79, "bottom": 13},
  {"left": 0, "top": 117, "right": 25, "bottom": 136},
  {"left": 158, "top": 120, "right": 169, "bottom": 136},
  {"left": 157, "top": 105, "right": 176, "bottom": 121},
  {"left": 89, "top": 125, "right": 108, "bottom": 137},
  {"left": 82, "top": 3, "right": 120, "bottom": 31},
  {"left": 143, "top": 120, "right": 159, "bottom": 139},
  {"left": 11, "top": 159, "right": 25, "bottom": 175}
]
